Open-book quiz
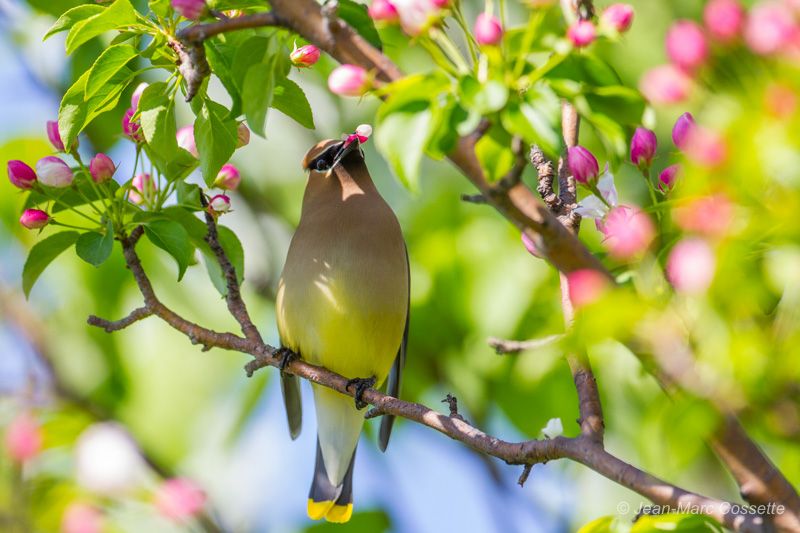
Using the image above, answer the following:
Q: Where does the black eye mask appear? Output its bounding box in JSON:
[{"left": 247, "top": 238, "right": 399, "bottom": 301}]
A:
[{"left": 310, "top": 143, "right": 344, "bottom": 172}]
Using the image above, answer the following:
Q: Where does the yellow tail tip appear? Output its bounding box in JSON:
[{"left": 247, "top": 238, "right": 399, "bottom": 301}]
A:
[
  {"left": 325, "top": 503, "right": 353, "bottom": 523},
  {"left": 307, "top": 499, "right": 335, "bottom": 520}
]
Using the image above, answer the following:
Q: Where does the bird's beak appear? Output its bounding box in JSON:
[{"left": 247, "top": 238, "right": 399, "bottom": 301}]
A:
[{"left": 330, "top": 138, "right": 362, "bottom": 169}]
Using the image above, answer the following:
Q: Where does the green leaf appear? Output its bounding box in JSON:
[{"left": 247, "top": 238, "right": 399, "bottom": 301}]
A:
[
  {"left": 546, "top": 53, "right": 621, "bottom": 87},
  {"left": 242, "top": 57, "right": 276, "bottom": 137},
  {"left": 632, "top": 513, "right": 724, "bottom": 532},
  {"left": 231, "top": 36, "right": 271, "bottom": 90},
  {"left": 576, "top": 516, "right": 615, "bottom": 533},
  {"left": 75, "top": 220, "right": 114, "bottom": 267},
  {"left": 144, "top": 220, "right": 194, "bottom": 281},
  {"left": 44, "top": 4, "right": 105, "bottom": 40},
  {"left": 194, "top": 99, "right": 238, "bottom": 185},
  {"left": 22, "top": 231, "right": 80, "bottom": 298},
  {"left": 337, "top": 0, "right": 382, "bottom": 50},
  {"left": 458, "top": 77, "right": 508, "bottom": 115},
  {"left": 475, "top": 124, "right": 514, "bottom": 182},
  {"left": 205, "top": 38, "right": 243, "bottom": 118},
  {"left": 585, "top": 85, "right": 646, "bottom": 127},
  {"left": 501, "top": 101, "right": 561, "bottom": 156},
  {"left": 138, "top": 82, "right": 179, "bottom": 159},
  {"left": 148, "top": 0, "right": 171, "bottom": 18},
  {"left": 59, "top": 67, "right": 134, "bottom": 148},
  {"left": 85, "top": 43, "right": 138, "bottom": 100},
  {"left": 65, "top": 0, "right": 138, "bottom": 55},
  {"left": 176, "top": 182, "right": 203, "bottom": 210},
  {"left": 199, "top": 226, "right": 245, "bottom": 297},
  {"left": 375, "top": 100, "right": 432, "bottom": 191},
  {"left": 272, "top": 78, "right": 314, "bottom": 129}
]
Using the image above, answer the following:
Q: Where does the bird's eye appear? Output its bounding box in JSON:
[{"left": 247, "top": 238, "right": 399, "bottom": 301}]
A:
[{"left": 315, "top": 158, "right": 330, "bottom": 171}]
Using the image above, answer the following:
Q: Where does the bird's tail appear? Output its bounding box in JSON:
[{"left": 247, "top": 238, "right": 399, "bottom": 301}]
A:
[{"left": 307, "top": 439, "right": 355, "bottom": 523}]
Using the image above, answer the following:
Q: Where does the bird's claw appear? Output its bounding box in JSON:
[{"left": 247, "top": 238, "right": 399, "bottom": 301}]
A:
[
  {"left": 346, "top": 376, "right": 376, "bottom": 410},
  {"left": 276, "top": 347, "right": 297, "bottom": 371}
]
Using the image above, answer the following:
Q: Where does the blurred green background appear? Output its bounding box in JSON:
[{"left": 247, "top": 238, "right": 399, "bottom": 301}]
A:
[{"left": 1, "top": 1, "right": 799, "bottom": 532}]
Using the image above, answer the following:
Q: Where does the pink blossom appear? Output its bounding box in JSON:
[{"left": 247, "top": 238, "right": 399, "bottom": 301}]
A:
[
  {"left": 171, "top": 0, "right": 206, "bottom": 20},
  {"left": 176, "top": 126, "right": 199, "bottom": 158},
  {"left": 5, "top": 412, "right": 43, "bottom": 462},
  {"left": 369, "top": 0, "right": 399, "bottom": 22},
  {"left": 122, "top": 108, "right": 142, "bottom": 142},
  {"left": 602, "top": 205, "right": 655, "bottom": 259},
  {"left": 47, "top": 120, "right": 65, "bottom": 152},
  {"left": 600, "top": 4, "right": 634, "bottom": 33},
  {"left": 36, "top": 156, "right": 74, "bottom": 188},
  {"left": 521, "top": 233, "right": 543, "bottom": 258},
  {"left": 745, "top": 2, "right": 796, "bottom": 55},
  {"left": 666, "top": 21, "right": 709, "bottom": 71},
  {"left": 671, "top": 112, "right": 695, "bottom": 151},
  {"left": 155, "top": 478, "right": 207, "bottom": 521},
  {"left": 674, "top": 194, "right": 733, "bottom": 238},
  {"left": 129, "top": 173, "right": 155, "bottom": 205},
  {"left": 214, "top": 164, "right": 240, "bottom": 190},
  {"left": 630, "top": 127, "right": 657, "bottom": 167},
  {"left": 567, "top": 20, "right": 596, "bottom": 47},
  {"left": 566, "top": 269, "right": 610, "bottom": 308},
  {"left": 20, "top": 208, "right": 51, "bottom": 230},
  {"left": 7, "top": 160, "right": 37, "bottom": 190},
  {"left": 89, "top": 153, "right": 115, "bottom": 183},
  {"left": 61, "top": 503, "right": 103, "bottom": 533},
  {"left": 393, "top": 0, "right": 445, "bottom": 36},
  {"left": 290, "top": 44, "right": 321, "bottom": 68},
  {"left": 666, "top": 238, "right": 716, "bottom": 294},
  {"left": 658, "top": 164, "right": 681, "bottom": 193},
  {"left": 567, "top": 145, "right": 600, "bottom": 185},
  {"left": 704, "top": 0, "right": 745, "bottom": 42},
  {"left": 639, "top": 65, "right": 693, "bottom": 104},
  {"left": 209, "top": 194, "right": 231, "bottom": 213},
  {"left": 474, "top": 13, "right": 503, "bottom": 46},
  {"left": 684, "top": 126, "right": 727, "bottom": 167},
  {"left": 328, "top": 64, "right": 370, "bottom": 97},
  {"left": 131, "top": 82, "right": 148, "bottom": 109}
]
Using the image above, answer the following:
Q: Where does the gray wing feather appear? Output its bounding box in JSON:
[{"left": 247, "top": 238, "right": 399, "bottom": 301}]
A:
[{"left": 378, "top": 244, "right": 409, "bottom": 452}]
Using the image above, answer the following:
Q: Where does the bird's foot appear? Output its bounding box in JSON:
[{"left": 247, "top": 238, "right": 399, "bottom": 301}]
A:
[
  {"left": 345, "top": 376, "right": 376, "bottom": 410},
  {"left": 275, "top": 347, "right": 298, "bottom": 371}
]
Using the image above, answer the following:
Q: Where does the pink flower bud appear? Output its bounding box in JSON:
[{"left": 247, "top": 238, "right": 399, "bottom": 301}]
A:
[
  {"left": 171, "top": 0, "right": 206, "bottom": 20},
  {"left": 20, "top": 209, "right": 51, "bottom": 229},
  {"left": 630, "top": 127, "right": 657, "bottom": 167},
  {"left": 666, "top": 21, "right": 709, "bottom": 71},
  {"left": 639, "top": 64, "right": 693, "bottom": 104},
  {"left": 521, "top": 233, "right": 543, "bottom": 258},
  {"left": 89, "top": 153, "right": 115, "bottom": 183},
  {"left": 684, "top": 126, "right": 727, "bottom": 167},
  {"left": 600, "top": 4, "right": 634, "bottom": 33},
  {"left": 290, "top": 44, "right": 321, "bottom": 68},
  {"left": 122, "top": 108, "right": 142, "bottom": 142},
  {"left": 704, "top": 0, "right": 745, "bottom": 42},
  {"left": 567, "top": 145, "right": 600, "bottom": 185},
  {"left": 47, "top": 120, "right": 66, "bottom": 152},
  {"left": 129, "top": 173, "right": 155, "bottom": 205},
  {"left": 566, "top": 269, "right": 610, "bottom": 309},
  {"left": 474, "top": 13, "right": 503, "bottom": 46},
  {"left": 7, "top": 160, "right": 37, "bottom": 190},
  {"left": 209, "top": 194, "right": 231, "bottom": 213},
  {"left": 567, "top": 20, "right": 597, "bottom": 47},
  {"left": 61, "top": 503, "right": 103, "bottom": 533},
  {"left": 4, "top": 413, "right": 43, "bottom": 461},
  {"left": 671, "top": 112, "right": 695, "bottom": 151},
  {"left": 369, "top": 0, "right": 399, "bottom": 22},
  {"left": 393, "top": 0, "right": 444, "bottom": 36},
  {"left": 176, "top": 126, "right": 199, "bottom": 158},
  {"left": 602, "top": 205, "right": 655, "bottom": 259},
  {"left": 666, "top": 238, "right": 716, "bottom": 294},
  {"left": 745, "top": 2, "right": 796, "bottom": 55},
  {"left": 155, "top": 478, "right": 207, "bottom": 521},
  {"left": 658, "top": 164, "right": 681, "bottom": 193},
  {"left": 674, "top": 194, "right": 733, "bottom": 237},
  {"left": 237, "top": 123, "right": 250, "bottom": 148},
  {"left": 214, "top": 164, "right": 240, "bottom": 190},
  {"left": 131, "top": 82, "right": 148, "bottom": 110},
  {"left": 36, "top": 156, "right": 74, "bottom": 188},
  {"left": 328, "top": 64, "right": 370, "bottom": 97}
]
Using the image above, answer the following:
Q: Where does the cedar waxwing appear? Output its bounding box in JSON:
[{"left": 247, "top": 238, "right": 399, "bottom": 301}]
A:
[{"left": 275, "top": 126, "right": 409, "bottom": 523}]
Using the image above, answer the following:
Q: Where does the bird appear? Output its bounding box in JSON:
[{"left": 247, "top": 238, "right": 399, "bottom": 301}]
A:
[{"left": 275, "top": 125, "right": 409, "bottom": 523}]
